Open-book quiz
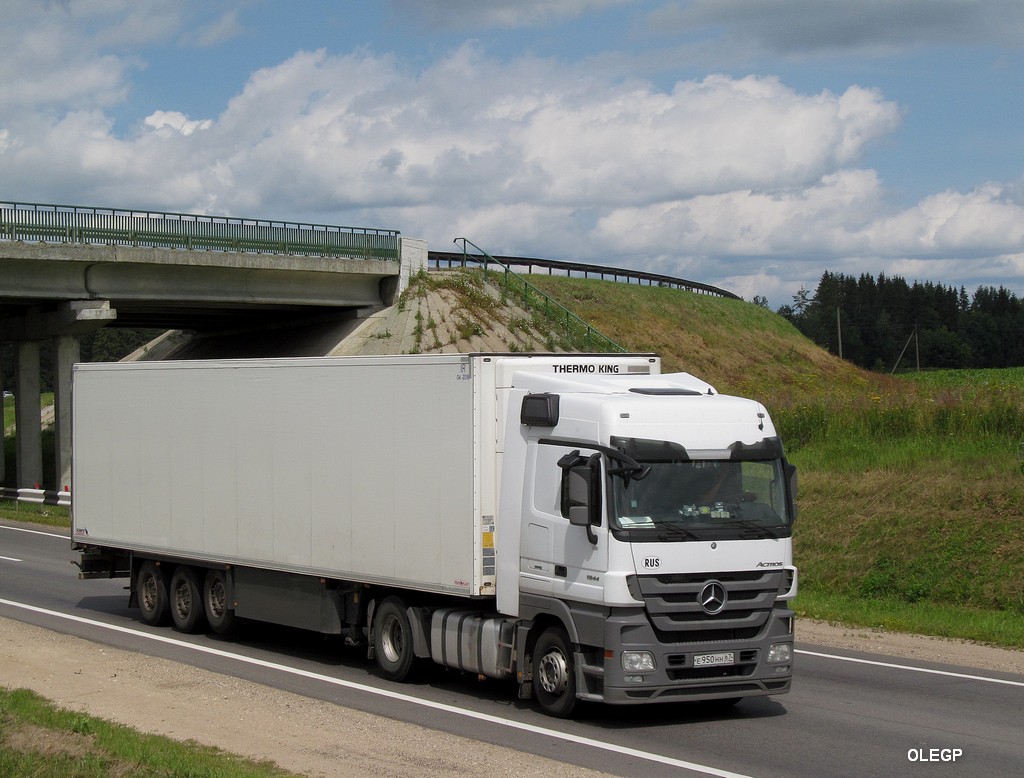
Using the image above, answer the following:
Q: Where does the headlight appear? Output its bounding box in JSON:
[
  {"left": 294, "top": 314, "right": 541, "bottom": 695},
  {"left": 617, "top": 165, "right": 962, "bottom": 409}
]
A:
[
  {"left": 621, "top": 650, "right": 656, "bottom": 673},
  {"left": 767, "top": 642, "right": 792, "bottom": 664}
]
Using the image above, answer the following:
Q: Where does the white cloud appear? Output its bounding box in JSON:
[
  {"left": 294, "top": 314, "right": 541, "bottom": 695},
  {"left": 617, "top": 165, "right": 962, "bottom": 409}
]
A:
[
  {"left": 160, "top": 46, "right": 899, "bottom": 215},
  {"left": 867, "top": 183, "right": 1024, "bottom": 254},
  {"left": 0, "top": 0, "right": 191, "bottom": 118},
  {"left": 144, "top": 111, "right": 213, "bottom": 137}
]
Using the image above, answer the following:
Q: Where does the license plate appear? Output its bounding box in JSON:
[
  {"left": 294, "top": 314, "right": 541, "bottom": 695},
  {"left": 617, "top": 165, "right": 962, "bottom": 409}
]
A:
[{"left": 693, "top": 652, "right": 735, "bottom": 667}]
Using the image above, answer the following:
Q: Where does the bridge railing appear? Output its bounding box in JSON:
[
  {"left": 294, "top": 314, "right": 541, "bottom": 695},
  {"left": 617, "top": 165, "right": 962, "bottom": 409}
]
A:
[
  {"left": 452, "top": 238, "right": 627, "bottom": 353},
  {"left": 0, "top": 200, "right": 401, "bottom": 261},
  {"left": 430, "top": 250, "right": 739, "bottom": 299}
]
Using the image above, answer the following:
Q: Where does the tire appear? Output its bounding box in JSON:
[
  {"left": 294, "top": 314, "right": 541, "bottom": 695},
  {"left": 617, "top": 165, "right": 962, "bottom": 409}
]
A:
[
  {"left": 203, "top": 568, "right": 237, "bottom": 635},
  {"left": 169, "top": 566, "right": 206, "bottom": 634},
  {"left": 137, "top": 560, "right": 170, "bottom": 626},
  {"left": 373, "top": 597, "right": 418, "bottom": 682},
  {"left": 532, "top": 627, "right": 578, "bottom": 718}
]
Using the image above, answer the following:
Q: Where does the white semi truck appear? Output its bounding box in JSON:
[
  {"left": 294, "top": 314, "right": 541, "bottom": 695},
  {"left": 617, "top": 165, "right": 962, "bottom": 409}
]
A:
[{"left": 73, "top": 353, "right": 797, "bottom": 717}]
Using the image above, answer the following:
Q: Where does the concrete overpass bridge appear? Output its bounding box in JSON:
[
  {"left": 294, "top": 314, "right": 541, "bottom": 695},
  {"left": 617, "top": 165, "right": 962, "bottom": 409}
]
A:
[{"left": 1, "top": 201, "right": 426, "bottom": 493}]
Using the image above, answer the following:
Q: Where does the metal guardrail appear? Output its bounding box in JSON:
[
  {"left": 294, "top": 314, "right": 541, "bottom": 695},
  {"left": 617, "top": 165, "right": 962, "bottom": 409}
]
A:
[
  {"left": 452, "top": 238, "right": 627, "bottom": 353},
  {"left": 0, "top": 200, "right": 401, "bottom": 261},
  {"left": 1, "top": 487, "right": 71, "bottom": 508},
  {"left": 429, "top": 251, "right": 740, "bottom": 300}
]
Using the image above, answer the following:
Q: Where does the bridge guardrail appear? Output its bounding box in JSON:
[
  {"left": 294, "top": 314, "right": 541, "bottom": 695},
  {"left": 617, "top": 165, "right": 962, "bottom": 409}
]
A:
[
  {"left": 0, "top": 200, "right": 401, "bottom": 262},
  {"left": 1, "top": 487, "right": 71, "bottom": 508},
  {"left": 429, "top": 251, "right": 739, "bottom": 300}
]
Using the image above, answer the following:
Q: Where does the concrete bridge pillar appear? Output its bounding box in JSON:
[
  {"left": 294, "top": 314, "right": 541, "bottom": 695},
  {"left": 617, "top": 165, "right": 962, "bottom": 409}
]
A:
[
  {"left": 399, "top": 237, "right": 428, "bottom": 295},
  {"left": 0, "top": 354, "right": 5, "bottom": 485},
  {"left": 15, "top": 341, "right": 42, "bottom": 489},
  {"left": 54, "top": 335, "right": 79, "bottom": 492},
  {"left": 1, "top": 300, "right": 116, "bottom": 491}
]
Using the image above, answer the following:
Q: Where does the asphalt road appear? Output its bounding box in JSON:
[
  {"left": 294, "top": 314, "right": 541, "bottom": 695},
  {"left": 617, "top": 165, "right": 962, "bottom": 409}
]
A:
[{"left": 2, "top": 520, "right": 1022, "bottom": 777}]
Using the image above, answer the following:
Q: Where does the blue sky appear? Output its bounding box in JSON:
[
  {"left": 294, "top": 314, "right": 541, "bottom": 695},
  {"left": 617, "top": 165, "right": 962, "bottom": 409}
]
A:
[{"left": 3, "top": 0, "right": 1023, "bottom": 309}]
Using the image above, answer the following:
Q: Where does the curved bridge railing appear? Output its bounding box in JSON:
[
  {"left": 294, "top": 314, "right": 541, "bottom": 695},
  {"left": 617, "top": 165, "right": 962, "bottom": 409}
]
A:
[{"left": 429, "top": 250, "right": 739, "bottom": 299}]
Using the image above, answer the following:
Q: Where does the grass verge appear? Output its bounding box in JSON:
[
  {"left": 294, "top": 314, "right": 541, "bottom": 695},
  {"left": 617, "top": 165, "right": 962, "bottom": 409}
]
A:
[
  {"left": 0, "top": 500, "right": 70, "bottom": 529},
  {"left": 794, "top": 589, "right": 1024, "bottom": 648},
  {"left": 0, "top": 687, "right": 297, "bottom": 778}
]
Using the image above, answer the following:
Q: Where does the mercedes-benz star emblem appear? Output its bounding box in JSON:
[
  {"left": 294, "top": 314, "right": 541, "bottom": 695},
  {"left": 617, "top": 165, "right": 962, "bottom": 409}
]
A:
[{"left": 699, "top": 581, "right": 727, "bottom": 615}]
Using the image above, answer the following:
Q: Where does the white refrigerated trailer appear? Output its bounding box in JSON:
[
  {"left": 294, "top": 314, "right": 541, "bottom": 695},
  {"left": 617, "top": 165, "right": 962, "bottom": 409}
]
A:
[{"left": 73, "top": 353, "right": 798, "bottom": 717}]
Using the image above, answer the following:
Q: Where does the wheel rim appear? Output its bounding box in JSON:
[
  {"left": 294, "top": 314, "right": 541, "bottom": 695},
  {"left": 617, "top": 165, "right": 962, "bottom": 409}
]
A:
[
  {"left": 207, "top": 578, "right": 226, "bottom": 619},
  {"left": 379, "top": 614, "right": 404, "bottom": 664},
  {"left": 173, "top": 580, "right": 192, "bottom": 620},
  {"left": 141, "top": 574, "right": 158, "bottom": 613},
  {"left": 538, "top": 647, "right": 570, "bottom": 696}
]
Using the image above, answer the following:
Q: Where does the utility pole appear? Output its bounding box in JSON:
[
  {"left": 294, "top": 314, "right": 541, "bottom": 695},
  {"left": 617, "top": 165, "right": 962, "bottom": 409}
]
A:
[
  {"left": 890, "top": 324, "right": 919, "bottom": 374},
  {"left": 836, "top": 307, "right": 843, "bottom": 360}
]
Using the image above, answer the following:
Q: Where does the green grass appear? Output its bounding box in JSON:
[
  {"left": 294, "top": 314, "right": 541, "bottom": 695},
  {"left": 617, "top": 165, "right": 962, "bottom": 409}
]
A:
[
  {"left": 4, "top": 392, "right": 54, "bottom": 427},
  {"left": 0, "top": 499, "right": 70, "bottom": 528},
  {"left": 794, "top": 589, "right": 1024, "bottom": 648},
  {"left": 0, "top": 687, "right": 298, "bottom": 777},
  {"left": 899, "top": 366, "right": 1024, "bottom": 390}
]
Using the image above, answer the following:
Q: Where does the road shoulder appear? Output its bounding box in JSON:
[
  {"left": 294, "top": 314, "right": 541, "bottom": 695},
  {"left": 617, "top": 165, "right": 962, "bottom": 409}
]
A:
[{"left": 0, "top": 616, "right": 610, "bottom": 778}]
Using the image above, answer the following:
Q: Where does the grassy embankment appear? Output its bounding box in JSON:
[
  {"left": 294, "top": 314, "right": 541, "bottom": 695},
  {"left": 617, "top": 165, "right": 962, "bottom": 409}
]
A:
[
  {"left": 0, "top": 688, "right": 296, "bottom": 778},
  {"left": 529, "top": 276, "right": 1024, "bottom": 649}
]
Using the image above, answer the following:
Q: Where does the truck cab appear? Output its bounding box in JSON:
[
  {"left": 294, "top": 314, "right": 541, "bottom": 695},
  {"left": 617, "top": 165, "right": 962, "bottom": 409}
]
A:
[{"left": 497, "top": 366, "right": 797, "bottom": 716}]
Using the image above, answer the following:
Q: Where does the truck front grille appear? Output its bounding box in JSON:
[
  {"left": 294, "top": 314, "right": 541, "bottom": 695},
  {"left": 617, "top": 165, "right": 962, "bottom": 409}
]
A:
[{"left": 635, "top": 570, "right": 783, "bottom": 644}]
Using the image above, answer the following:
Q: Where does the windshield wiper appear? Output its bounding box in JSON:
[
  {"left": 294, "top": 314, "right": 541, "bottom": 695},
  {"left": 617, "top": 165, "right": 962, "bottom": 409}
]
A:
[
  {"left": 727, "top": 520, "right": 783, "bottom": 539},
  {"left": 650, "top": 521, "right": 699, "bottom": 541}
]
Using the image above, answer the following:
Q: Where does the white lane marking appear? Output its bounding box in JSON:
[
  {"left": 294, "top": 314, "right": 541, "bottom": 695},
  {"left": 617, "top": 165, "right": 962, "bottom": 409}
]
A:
[
  {"left": 0, "top": 524, "right": 68, "bottom": 540},
  {"left": 0, "top": 556, "right": 22, "bottom": 562},
  {"left": 0, "top": 598, "right": 751, "bottom": 778},
  {"left": 796, "top": 649, "right": 1024, "bottom": 688}
]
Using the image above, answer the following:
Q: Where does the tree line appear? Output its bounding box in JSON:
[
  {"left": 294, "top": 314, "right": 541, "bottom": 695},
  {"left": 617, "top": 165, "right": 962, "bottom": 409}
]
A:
[{"left": 777, "top": 272, "right": 1024, "bottom": 372}]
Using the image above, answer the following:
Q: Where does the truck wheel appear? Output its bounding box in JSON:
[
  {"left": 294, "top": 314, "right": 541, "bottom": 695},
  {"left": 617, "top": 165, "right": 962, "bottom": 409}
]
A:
[
  {"left": 169, "top": 566, "right": 206, "bottom": 634},
  {"left": 373, "top": 597, "right": 417, "bottom": 682},
  {"left": 137, "top": 560, "right": 170, "bottom": 626},
  {"left": 533, "top": 627, "right": 578, "bottom": 718},
  {"left": 203, "top": 569, "right": 236, "bottom": 635}
]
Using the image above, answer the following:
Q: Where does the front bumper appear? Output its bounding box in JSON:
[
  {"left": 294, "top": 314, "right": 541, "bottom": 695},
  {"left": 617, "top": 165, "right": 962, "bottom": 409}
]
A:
[{"left": 593, "top": 604, "right": 794, "bottom": 705}]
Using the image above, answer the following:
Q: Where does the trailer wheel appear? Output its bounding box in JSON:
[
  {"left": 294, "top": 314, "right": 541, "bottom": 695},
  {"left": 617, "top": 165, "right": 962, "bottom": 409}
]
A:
[
  {"left": 203, "top": 569, "right": 236, "bottom": 635},
  {"left": 137, "top": 560, "right": 170, "bottom": 626},
  {"left": 373, "top": 597, "right": 417, "bottom": 682},
  {"left": 169, "top": 566, "right": 206, "bottom": 634},
  {"left": 533, "top": 627, "right": 578, "bottom": 718}
]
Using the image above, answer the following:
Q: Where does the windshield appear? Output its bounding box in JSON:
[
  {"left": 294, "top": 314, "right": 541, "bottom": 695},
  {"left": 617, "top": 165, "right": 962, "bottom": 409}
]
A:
[{"left": 611, "top": 458, "right": 792, "bottom": 540}]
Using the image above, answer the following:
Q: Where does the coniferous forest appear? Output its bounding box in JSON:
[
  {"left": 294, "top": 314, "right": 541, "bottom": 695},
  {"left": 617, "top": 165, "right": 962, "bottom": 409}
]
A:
[{"left": 777, "top": 272, "right": 1024, "bottom": 372}]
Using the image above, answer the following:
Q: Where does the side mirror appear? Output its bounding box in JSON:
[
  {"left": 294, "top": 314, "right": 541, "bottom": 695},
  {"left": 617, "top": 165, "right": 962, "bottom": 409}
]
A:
[
  {"left": 785, "top": 461, "right": 798, "bottom": 522},
  {"left": 559, "top": 451, "right": 602, "bottom": 544}
]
